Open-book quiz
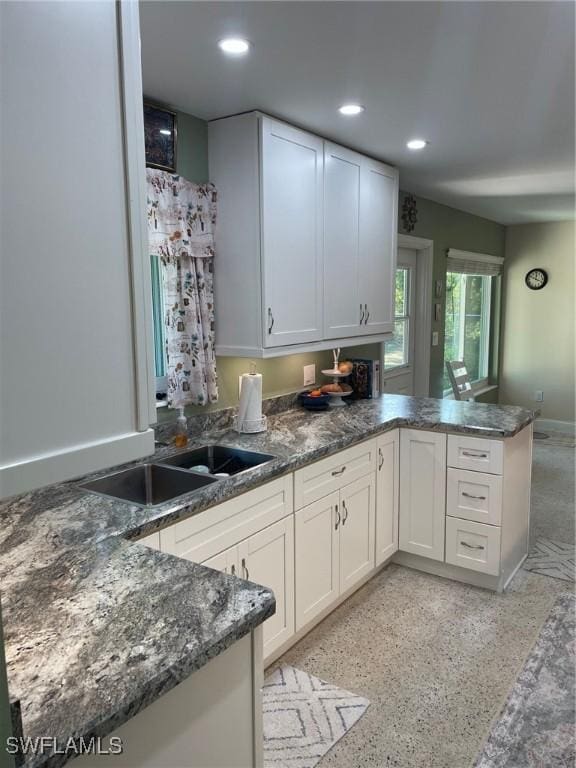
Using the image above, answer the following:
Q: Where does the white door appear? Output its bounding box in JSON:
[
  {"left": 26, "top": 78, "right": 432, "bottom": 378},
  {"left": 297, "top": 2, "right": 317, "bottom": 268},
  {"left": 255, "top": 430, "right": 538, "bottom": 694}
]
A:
[
  {"left": 382, "top": 248, "right": 416, "bottom": 395},
  {"left": 324, "top": 142, "right": 362, "bottom": 338},
  {"left": 358, "top": 158, "right": 398, "bottom": 336},
  {"left": 239, "top": 517, "right": 295, "bottom": 659},
  {"left": 261, "top": 117, "right": 324, "bottom": 347},
  {"left": 202, "top": 545, "right": 239, "bottom": 576},
  {"left": 295, "top": 492, "right": 340, "bottom": 630},
  {"left": 399, "top": 429, "right": 447, "bottom": 561},
  {"left": 339, "top": 475, "right": 376, "bottom": 592},
  {"left": 375, "top": 430, "right": 399, "bottom": 565}
]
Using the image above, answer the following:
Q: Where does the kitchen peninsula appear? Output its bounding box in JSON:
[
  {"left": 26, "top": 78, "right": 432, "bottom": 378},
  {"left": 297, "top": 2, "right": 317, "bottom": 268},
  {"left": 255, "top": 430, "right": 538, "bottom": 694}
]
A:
[{"left": 0, "top": 394, "right": 534, "bottom": 768}]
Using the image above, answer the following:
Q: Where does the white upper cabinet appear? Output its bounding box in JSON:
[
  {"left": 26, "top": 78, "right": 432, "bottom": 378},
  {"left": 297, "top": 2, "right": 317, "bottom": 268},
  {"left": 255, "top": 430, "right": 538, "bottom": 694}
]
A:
[
  {"left": 261, "top": 119, "right": 324, "bottom": 347},
  {"left": 359, "top": 158, "right": 398, "bottom": 335},
  {"left": 324, "top": 144, "right": 399, "bottom": 339},
  {"left": 324, "top": 143, "right": 362, "bottom": 339},
  {"left": 209, "top": 113, "right": 399, "bottom": 357}
]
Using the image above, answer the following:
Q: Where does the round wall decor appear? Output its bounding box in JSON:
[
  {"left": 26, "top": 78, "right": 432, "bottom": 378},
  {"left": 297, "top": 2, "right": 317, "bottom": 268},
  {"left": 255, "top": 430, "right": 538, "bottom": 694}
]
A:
[{"left": 525, "top": 268, "right": 548, "bottom": 290}]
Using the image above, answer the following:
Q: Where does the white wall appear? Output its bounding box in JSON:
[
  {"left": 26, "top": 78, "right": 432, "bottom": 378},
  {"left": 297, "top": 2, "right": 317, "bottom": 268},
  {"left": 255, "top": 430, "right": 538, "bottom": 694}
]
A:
[
  {"left": 499, "top": 220, "right": 575, "bottom": 424},
  {"left": 0, "top": 1, "right": 154, "bottom": 497}
]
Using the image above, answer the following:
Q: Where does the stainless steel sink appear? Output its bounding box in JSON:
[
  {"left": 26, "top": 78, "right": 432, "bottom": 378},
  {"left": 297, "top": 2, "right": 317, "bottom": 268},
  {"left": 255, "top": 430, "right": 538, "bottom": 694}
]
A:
[
  {"left": 158, "top": 445, "right": 276, "bottom": 477},
  {"left": 79, "top": 463, "right": 217, "bottom": 507}
]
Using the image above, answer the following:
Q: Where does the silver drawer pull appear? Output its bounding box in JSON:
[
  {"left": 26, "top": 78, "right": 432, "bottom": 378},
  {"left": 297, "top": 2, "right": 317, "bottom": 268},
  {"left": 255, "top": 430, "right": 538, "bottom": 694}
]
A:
[
  {"left": 230, "top": 563, "right": 236, "bottom": 576},
  {"left": 462, "top": 492, "right": 487, "bottom": 500},
  {"left": 460, "top": 541, "right": 485, "bottom": 551},
  {"left": 267, "top": 307, "right": 274, "bottom": 334},
  {"left": 331, "top": 466, "right": 346, "bottom": 476},
  {"left": 378, "top": 448, "right": 384, "bottom": 471},
  {"left": 462, "top": 451, "right": 488, "bottom": 458},
  {"left": 341, "top": 500, "right": 348, "bottom": 525},
  {"left": 364, "top": 303, "right": 369, "bottom": 324},
  {"left": 360, "top": 304, "right": 365, "bottom": 324},
  {"left": 334, "top": 504, "right": 341, "bottom": 530},
  {"left": 241, "top": 557, "right": 249, "bottom": 580}
]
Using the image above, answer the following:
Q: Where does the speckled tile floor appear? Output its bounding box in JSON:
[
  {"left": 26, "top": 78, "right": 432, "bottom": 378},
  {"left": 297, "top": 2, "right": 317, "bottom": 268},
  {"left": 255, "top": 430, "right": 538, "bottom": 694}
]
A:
[{"left": 272, "top": 442, "right": 572, "bottom": 768}]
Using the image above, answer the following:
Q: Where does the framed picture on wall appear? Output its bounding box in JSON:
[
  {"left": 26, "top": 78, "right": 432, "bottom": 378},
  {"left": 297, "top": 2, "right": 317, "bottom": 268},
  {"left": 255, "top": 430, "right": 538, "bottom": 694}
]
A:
[{"left": 144, "top": 102, "right": 178, "bottom": 172}]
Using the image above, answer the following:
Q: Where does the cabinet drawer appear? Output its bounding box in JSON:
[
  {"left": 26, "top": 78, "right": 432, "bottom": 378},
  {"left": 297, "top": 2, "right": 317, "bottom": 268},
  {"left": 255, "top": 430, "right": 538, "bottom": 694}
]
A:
[
  {"left": 294, "top": 438, "right": 377, "bottom": 510},
  {"left": 447, "top": 469, "right": 502, "bottom": 526},
  {"left": 159, "top": 475, "right": 293, "bottom": 563},
  {"left": 445, "top": 517, "right": 501, "bottom": 575},
  {"left": 447, "top": 435, "right": 503, "bottom": 475}
]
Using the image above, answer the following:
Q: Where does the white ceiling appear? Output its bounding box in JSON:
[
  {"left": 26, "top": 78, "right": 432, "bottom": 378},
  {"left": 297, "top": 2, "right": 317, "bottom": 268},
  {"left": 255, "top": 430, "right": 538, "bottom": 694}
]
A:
[{"left": 140, "top": 1, "right": 575, "bottom": 225}]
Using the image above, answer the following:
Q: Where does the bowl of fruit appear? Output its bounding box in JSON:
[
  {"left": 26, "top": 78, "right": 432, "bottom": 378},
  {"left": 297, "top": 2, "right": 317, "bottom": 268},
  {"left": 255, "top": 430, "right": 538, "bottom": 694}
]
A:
[{"left": 299, "top": 389, "right": 331, "bottom": 411}]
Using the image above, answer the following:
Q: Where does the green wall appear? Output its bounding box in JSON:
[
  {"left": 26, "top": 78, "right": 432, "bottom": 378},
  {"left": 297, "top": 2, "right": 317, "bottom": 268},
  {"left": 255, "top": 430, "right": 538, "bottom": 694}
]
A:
[
  {"left": 159, "top": 109, "right": 505, "bottom": 420},
  {"left": 398, "top": 192, "right": 505, "bottom": 398},
  {"left": 175, "top": 110, "right": 209, "bottom": 182}
]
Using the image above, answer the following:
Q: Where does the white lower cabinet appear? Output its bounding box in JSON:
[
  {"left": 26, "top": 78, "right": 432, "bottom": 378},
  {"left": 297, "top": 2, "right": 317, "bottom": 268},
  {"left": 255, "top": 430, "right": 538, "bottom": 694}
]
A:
[
  {"left": 199, "top": 516, "right": 295, "bottom": 661},
  {"left": 295, "top": 474, "right": 375, "bottom": 631},
  {"left": 202, "top": 544, "right": 238, "bottom": 576},
  {"left": 375, "top": 430, "right": 399, "bottom": 565},
  {"left": 399, "top": 429, "right": 447, "bottom": 562},
  {"left": 237, "top": 517, "right": 295, "bottom": 658},
  {"left": 339, "top": 475, "right": 376, "bottom": 592},
  {"left": 294, "top": 491, "right": 340, "bottom": 631}
]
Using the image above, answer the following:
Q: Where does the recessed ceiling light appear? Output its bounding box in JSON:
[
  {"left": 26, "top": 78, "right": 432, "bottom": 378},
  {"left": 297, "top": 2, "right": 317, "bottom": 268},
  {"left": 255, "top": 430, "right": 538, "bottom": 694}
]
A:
[
  {"left": 338, "top": 104, "right": 365, "bottom": 116},
  {"left": 407, "top": 139, "right": 428, "bottom": 150},
  {"left": 218, "top": 37, "right": 251, "bottom": 55}
]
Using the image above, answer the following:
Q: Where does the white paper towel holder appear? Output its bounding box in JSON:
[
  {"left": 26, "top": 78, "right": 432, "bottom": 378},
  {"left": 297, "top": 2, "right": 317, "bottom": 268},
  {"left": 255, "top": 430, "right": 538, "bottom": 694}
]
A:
[
  {"left": 233, "top": 414, "right": 268, "bottom": 433},
  {"left": 234, "top": 361, "right": 268, "bottom": 433}
]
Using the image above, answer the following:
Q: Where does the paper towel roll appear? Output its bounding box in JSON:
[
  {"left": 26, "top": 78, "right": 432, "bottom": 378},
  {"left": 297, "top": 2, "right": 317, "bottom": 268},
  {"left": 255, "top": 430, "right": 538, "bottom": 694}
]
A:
[{"left": 237, "top": 372, "right": 263, "bottom": 426}]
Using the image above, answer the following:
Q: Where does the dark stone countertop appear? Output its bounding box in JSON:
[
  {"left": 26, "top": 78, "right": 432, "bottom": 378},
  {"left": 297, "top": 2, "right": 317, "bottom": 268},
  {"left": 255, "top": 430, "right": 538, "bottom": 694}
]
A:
[{"left": 0, "top": 394, "right": 534, "bottom": 767}]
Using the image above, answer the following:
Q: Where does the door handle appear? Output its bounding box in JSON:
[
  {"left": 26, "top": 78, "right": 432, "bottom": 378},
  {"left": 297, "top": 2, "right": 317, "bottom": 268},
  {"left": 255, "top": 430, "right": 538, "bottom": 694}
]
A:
[
  {"left": 342, "top": 499, "right": 348, "bottom": 525},
  {"left": 331, "top": 465, "right": 346, "bottom": 477},
  {"left": 360, "top": 304, "right": 365, "bottom": 324},
  {"left": 378, "top": 448, "right": 384, "bottom": 471},
  {"left": 230, "top": 563, "right": 236, "bottom": 576},
  {"left": 462, "top": 492, "right": 487, "bottom": 500},
  {"left": 241, "top": 557, "right": 249, "bottom": 579},
  {"left": 334, "top": 504, "right": 341, "bottom": 530},
  {"left": 460, "top": 541, "right": 485, "bottom": 551},
  {"left": 364, "top": 303, "right": 369, "bottom": 324},
  {"left": 267, "top": 308, "right": 274, "bottom": 334}
]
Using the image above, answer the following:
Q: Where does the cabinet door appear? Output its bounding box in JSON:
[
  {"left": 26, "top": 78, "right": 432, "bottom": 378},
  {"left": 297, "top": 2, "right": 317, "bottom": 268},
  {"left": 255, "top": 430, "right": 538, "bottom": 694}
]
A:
[
  {"left": 261, "top": 117, "right": 324, "bottom": 347},
  {"left": 358, "top": 158, "right": 398, "bottom": 336},
  {"left": 202, "top": 545, "right": 239, "bottom": 577},
  {"left": 295, "top": 492, "right": 340, "bottom": 631},
  {"left": 376, "top": 430, "right": 399, "bottom": 565},
  {"left": 339, "top": 474, "right": 376, "bottom": 593},
  {"left": 239, "top": 517, "right": 295, "bottom": 659},
  {"left": 399, "top": 429, "right": 447, "bottom": 561},
  {"left": 323, "top": 143, "right": 362, "bottom": 339}
]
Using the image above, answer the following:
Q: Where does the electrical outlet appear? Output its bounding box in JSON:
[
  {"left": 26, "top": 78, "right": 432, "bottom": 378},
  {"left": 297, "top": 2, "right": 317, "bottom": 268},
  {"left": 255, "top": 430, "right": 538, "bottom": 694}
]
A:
[
  {"left": 303, "top": 364, "right": 316, "bottom": 387},
  {"left": 432, "top": 331, "right": 439, "bottom": 346},
  {"left": 535, "top": 390, "right": 544, "bottom": 402}
]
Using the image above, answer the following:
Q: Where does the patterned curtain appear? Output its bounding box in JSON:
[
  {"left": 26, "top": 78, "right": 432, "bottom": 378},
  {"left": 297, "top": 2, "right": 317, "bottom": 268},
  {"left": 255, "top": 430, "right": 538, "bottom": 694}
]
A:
[{"left": 146, "top": 169, "right": 218, "bottom": 408}]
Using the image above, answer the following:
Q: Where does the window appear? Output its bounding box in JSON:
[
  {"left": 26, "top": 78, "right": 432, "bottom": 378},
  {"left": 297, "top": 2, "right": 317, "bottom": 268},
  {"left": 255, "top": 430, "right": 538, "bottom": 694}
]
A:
[
  {"left": 384, "top": 267, "right": 411, "bottom": 370},
  {"left": 443, "top": 272, "right": 492, "bottom": 390}
]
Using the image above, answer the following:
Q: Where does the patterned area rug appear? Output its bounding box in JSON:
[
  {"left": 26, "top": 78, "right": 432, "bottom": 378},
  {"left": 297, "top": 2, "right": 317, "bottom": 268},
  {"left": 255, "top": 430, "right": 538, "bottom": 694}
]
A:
[
  {"left": 474, "top": 592, "right": 575, "bottom": 768},
  {"left": 524, "top": 538, "right": 575, "bottom": 582},
  {"left": 263, "top": 665, "right": 370, "bottom": 768}
]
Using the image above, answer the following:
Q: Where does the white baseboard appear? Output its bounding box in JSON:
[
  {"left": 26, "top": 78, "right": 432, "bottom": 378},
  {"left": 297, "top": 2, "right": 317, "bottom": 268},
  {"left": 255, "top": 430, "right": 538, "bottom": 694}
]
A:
[
  {"left": 0, "top": 429, "right": 155, "bottom": 500},
  {"left": 534, "top": 418, "right": 575, "bottom": 436}
]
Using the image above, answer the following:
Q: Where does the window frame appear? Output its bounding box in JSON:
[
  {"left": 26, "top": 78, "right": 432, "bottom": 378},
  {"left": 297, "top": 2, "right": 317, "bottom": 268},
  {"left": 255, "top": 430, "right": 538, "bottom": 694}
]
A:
[
  {"left": 443, "top": 271, "right": 494, "bottom": 397},
  {"left": 383, "top": 265, "right": 413, "bottom": 374}
]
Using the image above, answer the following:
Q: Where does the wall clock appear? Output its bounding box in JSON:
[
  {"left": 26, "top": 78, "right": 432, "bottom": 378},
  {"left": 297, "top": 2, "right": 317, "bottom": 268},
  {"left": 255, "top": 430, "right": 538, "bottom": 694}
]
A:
[{"left": 525, "top": 268, "right": 548, "bottom": 290}]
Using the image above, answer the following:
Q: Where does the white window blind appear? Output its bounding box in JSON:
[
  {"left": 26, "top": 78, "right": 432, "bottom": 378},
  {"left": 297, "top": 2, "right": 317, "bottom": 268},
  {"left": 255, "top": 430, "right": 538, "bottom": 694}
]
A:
[{"left": 446, "top": 248, "right": 504, "bottom": 276}]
